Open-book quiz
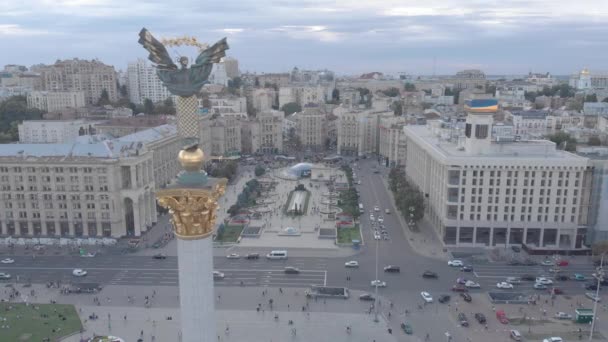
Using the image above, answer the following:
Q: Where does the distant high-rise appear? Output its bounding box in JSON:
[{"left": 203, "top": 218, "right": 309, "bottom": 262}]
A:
[
  {"left": 223, "top": 57, "right": 239, "bottom": 79},
  {"left": 127, "top": 59, "right": 173, "bottom": 105},
  {"left": 37, "top": 59, "right": 118, "bottom": 105}
]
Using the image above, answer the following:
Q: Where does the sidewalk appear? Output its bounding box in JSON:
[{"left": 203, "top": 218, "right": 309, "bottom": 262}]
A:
[{"left": 380, "top": 177, "right": 448, "bottom": 261}]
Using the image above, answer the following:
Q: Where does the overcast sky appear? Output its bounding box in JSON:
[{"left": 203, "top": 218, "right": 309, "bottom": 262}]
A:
[{"left": 1, "top": 0, "right": 606, "bottom": 75}]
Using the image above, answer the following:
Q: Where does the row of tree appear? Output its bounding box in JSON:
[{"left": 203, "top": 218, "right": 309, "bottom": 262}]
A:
[
  {"left": 227, "top": 179, "right": 260, "bottom": 217},
  {"left": 388, "top": 168, "right": 424, "bottom": 224},
  {"left": 206, "top": 160, "right": 239, "bottom": 181},
  {"left": 338, "top": 165, "right": 360, "bottom": 218},
  {"left": 0, "top": 95, "right": 44, "bottom": 143}
]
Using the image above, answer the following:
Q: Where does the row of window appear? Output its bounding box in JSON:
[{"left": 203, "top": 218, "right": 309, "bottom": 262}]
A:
[
  {"left": 458, "top": 213, "right": 577, "bottom": 223},
  {"left": 0, "top": 185, "right": 109, "bottom": 192},
  {"left": 4, "top": 202, "right": 110, "bottom": 210},
  {"left": 5, "top": 211, "right": 111, "bottom": 220},
  {"left": 0, "top": 175, "right": 108, "bottom": 183},
  {"left": 0, "top": 167, "right": 106, "bottom": 173}
]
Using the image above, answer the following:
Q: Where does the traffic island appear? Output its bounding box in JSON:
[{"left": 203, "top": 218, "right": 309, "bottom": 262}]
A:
[{"left": 0, "top": 302, "right": 82, "bottom": 342}]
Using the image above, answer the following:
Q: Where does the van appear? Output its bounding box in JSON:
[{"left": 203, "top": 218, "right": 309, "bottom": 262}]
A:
[
  {"left": 266, "top": 250, "right": 288, "bottom": 260},
  {"left": 510, "top": 329, "right": 522, "bottom": 341}
]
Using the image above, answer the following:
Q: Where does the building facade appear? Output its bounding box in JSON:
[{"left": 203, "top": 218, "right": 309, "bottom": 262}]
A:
[
  {"left": 379, "top": 116, "right": 408, "bottom": 167},
  {"left": 38, "top": 59, "right": 118, "bottom": 105},
  {"left": 27, "top": 91, "right": 86, "bottom": 112},
  {"left": 402, "top": 100, "right": 590, "bottom": 250},
  {"left": 279, "top": 85, "right": 325, "bottom": 107},
  {"left": 18, "top": 119, "right": 96, "bottom": 144},
  {"left": 0, "top": 142, "right": 156, "bottom": 238},
  {"left": 295, "top": 107, "right": 326, "bottom": 151},
  {"left": 335, "top": 107, "right": 394, "bottom": 156},
  {"left": 127, "top": 59, "right": 173, "bottom": 105},
  {"left": 510, "top": 110, "right": 549, "bottom": 139},
  {"left": 251, "top": 110, "right": 284, "bottom": 154}
]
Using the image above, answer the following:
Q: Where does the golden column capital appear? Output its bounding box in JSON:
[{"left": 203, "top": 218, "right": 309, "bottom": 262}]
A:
[{"left": 157, "top": 180, "right": 227, "bottom": 240}]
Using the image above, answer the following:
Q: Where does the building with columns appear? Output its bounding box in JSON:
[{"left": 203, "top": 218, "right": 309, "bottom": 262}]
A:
[
  {"left": 251, "top": 110, "right": 284, "bottom": 154},
  {"left": 402, "top": 99, "right": 591, "bottom": 251},
  {"left": 0, "top": 141, "right": 156, "bottom": 238},
  {"left": 335, "top": 106, "right": 394, "bottom": 156},
  {"left": 295, "top": 107, "right": 326, "bottom": 151}
]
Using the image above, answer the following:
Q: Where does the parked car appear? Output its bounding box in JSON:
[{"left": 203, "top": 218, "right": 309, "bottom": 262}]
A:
[
  {"left": 452, "top": 285, "right": 468, "bottom": 292},
  {"left": 448, "top": 260, "right": 463, "bottom": 267},
  {"left": 496, "top": 310, "right": 509, "bottom": 324},
  {"left": 458, "top": 313, "right": 469, "bottom": 327},
  {"left": 534, "top": 283, "right": 548, "bottom": 290},
  {"left": 420, "top": 291, "right": 433, "bottom": 303},
  {"left": 461, "top": 265, "right": 474, "bottom": 272},
  {"left": 345, "top": 260, "right": 359, "bottom": 268},
  {"left": 460, "top": 293, "right": 472, "bottom": 302},
  {"left": 556, "top": 260, "right": 569, "bottom": 266},
  {"left": 226, "top": 253, "right": 240, "bottom": 259},
  {"left": 438, "top": 295, "right": 451, "bottom": 303},
  {"left": 383, "top": 265, "right": 400, "bottom": 273},
  {"left": 152, "top": 253, "right": 167, "bottom": 260},
  {"left": 474, "top": 313, "right": 486, "bottom": 324},
  {"left": 510, "top": 329, "right": 522, "bottom": 341},
  {"left": 400, "top": 322, "right": 413, "bottom": 335},
  {"left": 554, "top": 312, "right": 573, "bottom": 320},
  {"left": 245, "top": 253, "right": 260, "bottom": 260},
  {"left": 284, "top": 267, "right": 300, "bottom": 274},
  {"left": 585, "top": 292, "right": 601, "bottom": 302},
  {"left": 542, "top": 337, "right": 563, "bottom": 342},
  {"left": 585, "top": 283, "right": 601, "bottom": 291},
  {"left": 422, "top": 271, "right": 438, "bottom": 279},
  {"left": 359, "top": 293, "right": 375, "bottom": 301},
  {"left": 555, "top": 274, "right": 570, "bottom": 281}
]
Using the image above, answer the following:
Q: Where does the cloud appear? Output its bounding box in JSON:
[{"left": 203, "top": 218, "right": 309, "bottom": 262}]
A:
[
  {"left": 0, "top": 24, "right": 51, "bottom": 36},
  {"left": 270, "top": 25, "right": 342, "bottom": 42}
]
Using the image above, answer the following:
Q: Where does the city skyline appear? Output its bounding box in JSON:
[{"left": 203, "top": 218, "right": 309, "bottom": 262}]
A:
[{"left": 1, "top": 0, "right": 607, "bottom": 74}]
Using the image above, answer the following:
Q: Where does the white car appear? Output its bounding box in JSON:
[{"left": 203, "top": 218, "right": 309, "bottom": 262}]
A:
[
  {"left": 374, "top": 206, "right": 380, "bottom": 212},
  {"left": 496, "top": 282, "right": 514, "bottom": 289},
  {"left": 585, "top": 292, "right": 601, "bottom": 302},
  {"left": 213, "top": 271, "right": 225, "bottom": 279},
  {"left": 385, "top": 209, "right": 390, "bottom": 214},
  {"left": 0, "top": 272, "right": 11, "bottom": 280},
  {"left": 541, "top": 260, "right": 554, "bottom": 266},
  {"left": 374, "top": 233, "right": 381, "bottom": 240},
  {"left": 81, "top": 252, "right": 96, "bottom": 258},
  {"left": 72, "top": 269, "right": 87, "bottom": 277},
  {"left": 506, "top": 277, "right": 521, "bottom": 284},
  {"left": 226, "top": 253, "right": 240, "bottom": 259},
  {"left": 377, "top": 216, "right": 384, "bottom": 223},
  {"left": 420, "top": 291, "right": 433, "bottom": 303},
  {"left": 369, "top": 215, "right": 375, "bottom": 221},
  {"left": 542, "top": 337, "right": 563, "bottom": 342},
  {"left": 448, "top": 260, "right": 463, "bottom": 267},
  {"left": 371, "top": 280, "right": 386, "bottom": 287},
  {"left": 536, "top": 277, "right": 553, "bottom": 285},
  {"left": 345, "top": 261, "right": 359, "bottom": 268},
  {"left": 1, "top": 258, "right": 15, "bottom": 264},
  {"left": 465, "top": 281, "right": 481, "bottom": 288}
]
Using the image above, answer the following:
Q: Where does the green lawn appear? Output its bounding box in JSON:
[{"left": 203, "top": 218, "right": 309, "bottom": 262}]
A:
[
  {"left": 0, "top": 303, "right": 82, "bottom": 342},
  {"left": 337, "top": 225, "right": 361, "bottom": 244},
  {"left": 216, "top": 224, "right": 244, "bottom": 242}
]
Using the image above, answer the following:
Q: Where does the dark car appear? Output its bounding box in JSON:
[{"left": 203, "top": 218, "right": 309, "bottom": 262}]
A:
[
  {"left": 522, "top": 259, "right": 538, "bottom": 266},
  {"left": 461, "top": 265, "right": 474, "bottom": 272},
  {"left": 438, "top": 295, "right": 451, "bottom": 303},
  {"left": 521, "top": 274, "right": 536, "bottom": 281},
  {"left": 460, "top": 293, "right": 472, "bottom": 302},
  {"left": 451, "top": 285, "right": 468, "bottom": 292},
  {"left": 458, "top": 313, "right": 469, "bottom": 327},
  {"left": 507, "top": 260, "right": 522, "bottom": 266},
  {"left": 359, "top": 293, "right": 375, "bottom": 301},
  {"left": 585, "top": 282, "right": 601, "bottom": 291},
  {"left": 284, "top": 267, "right": 300, "bottom": 274},
  {"left": 511, "top": 246, "right": 521, "bottom": 253},
  {"left": 422, "top": 271, "right": 438, "bottom": 279},
  {"left": 555, "top": 274, "right": 570, "bottom": 281},
  {"left": 549, "top": 288, "right": 564, "bottom": 295},
  {"left": 474, "top": 313, "right": 486, "bottom": 324},
  {"left": 152, "top": 253, "right": 167, "bottom": 260},
  {"left": 245, "top": 253, "right": 260, "bottom": 260},
  {"left": 384, "top": 265, "right": 400, "bottom": 273}
]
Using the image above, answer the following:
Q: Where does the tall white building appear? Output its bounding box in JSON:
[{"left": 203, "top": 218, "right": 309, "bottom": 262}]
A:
[
  {"left": 335, "top": 107, "right": 394, "bottom": 156},
  {"left": 210, "top": 62, "right": 229, "bottom": 86},
  {"left": 27, "top": 91, "right": 86, "bottom": 112},
  {"left": 18, "top": 119, "right": 97, "bottom": 144},
  {"left": 295, "top": 107, "right": 326, "bottom": 151},
  {"left": 378, "top": 116, "right": 408, "bottom": 167},
  {"left": 127, "top": 59, "right": 173, "bottom": 105},
  {"left": 402, "top": 99, "right": 590, "bottom": 251},
  {"left": 223, "top": 57, "right": 239, "bottom": 79},
  {"left": 279, "top": 85, "right": 325, "bottom": 107},
  {"left": 251, "top": 110, "right": 284, "bottom": 154}
]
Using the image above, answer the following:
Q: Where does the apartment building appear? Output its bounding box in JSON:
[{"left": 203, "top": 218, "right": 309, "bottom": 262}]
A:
[
  {"left": 27, "top": 91, "right": 86, "bottom": 112},
  {"left": 295, "top": 107, "right": 326, "bottom": 151},
  {"left": 18, "top": 119, "right": 96, "bottom": 143},
  {"left": 127, "top": 59, "right": 172, "bottom": 104},
  {"left": 251, "top": 110, "right": 283, "bottom": 154}
]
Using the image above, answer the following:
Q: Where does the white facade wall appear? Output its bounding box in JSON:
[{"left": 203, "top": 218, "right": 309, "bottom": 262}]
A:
[
  {"left": 18, "top": 120, "right": 95, "bottom": 144},
  {"left": 127, "top": 59, "right": 173, "bottom": 105},
  {"left": 27, "top": 91, "right": 86, "bottom": 112},
  {"left": 251, "top": 110, "right": 283, "bottom": 154}
]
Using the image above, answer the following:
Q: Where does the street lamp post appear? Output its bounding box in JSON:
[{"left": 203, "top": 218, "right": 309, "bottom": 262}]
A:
[
  {"left": 373, "top": 236, "right": 379, "bottom": 323},
  {"left": 589, "top": 252, "right": 605, "bottom": 341}
]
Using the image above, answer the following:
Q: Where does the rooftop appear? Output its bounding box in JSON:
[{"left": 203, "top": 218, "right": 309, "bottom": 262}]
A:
[
  {"left": 0, "top": 140, "right": 143, "bottom": 160},
  {"left": 117, "top": 124, "right": 177, "bottom": 143}
]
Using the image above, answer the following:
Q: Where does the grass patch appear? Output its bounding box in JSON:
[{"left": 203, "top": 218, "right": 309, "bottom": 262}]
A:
[
  {"left": 216, "top": 225, "right": 244, "bottom": 243},
  {"left": 0, "top": 302, "right": 82, "bottom": 342},
  {"left": 337, "top": 225, "right": 361, "bottom": 244}
]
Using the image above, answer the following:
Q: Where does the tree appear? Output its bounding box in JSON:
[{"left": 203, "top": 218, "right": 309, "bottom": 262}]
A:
[
  {"left": 381, "top": 87, "right": 400, "bottom": 97},
  {"left": 404, "top": 83, "right": 416, "bottom": 91},
  {"left": 585, "top": 94, "right": 598, "bottom": 102},
  {"left": 524, "top": 91, "right": 538, "bottom": 102},
  {"left": 0, "top": 95, "right": 44, "bottom": 142},
  {"left": 391, "top": 101, "right": 403, "bottom": 116},
  {"left": 254, "top": 165, "right": 266, "bottom": 177},
  {"left": 546, "top": 132, "right": 577, "bottom": 151},
  {"left": 603, "top": 97, "right": 608, "bottom": 103},
  {"left": 97, "top": 89, "right": 111, "bottom": 106},
  {"left": 588, "top": 136, "right": 602, "bottom": 146},
  {"left": 254, "top": 77, "right": 260, "bottom": 87},
  {"left": 331, "top": 88, "right": 340, "bottom": 102},
  {"left": 281, "top": 102, "right": 301, "bottom": 116},
  {"left": 164, "top": 97, "right": 174, "bottom": 108},
  {"left": 485, "top": 85, "right": 496, "bottom": 95},
  {"left": 119, "top": 84, "right": 128, "bottom": 98},
  {"left": 143, "top": 98, "right": 155, "bottom": 114}
]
